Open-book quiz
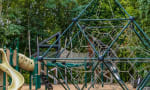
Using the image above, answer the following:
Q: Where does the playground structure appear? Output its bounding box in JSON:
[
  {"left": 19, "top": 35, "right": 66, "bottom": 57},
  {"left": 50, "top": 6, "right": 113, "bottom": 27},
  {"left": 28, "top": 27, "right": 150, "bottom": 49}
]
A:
[
  {"left": 0, "top": 0, "right": 150, "bottom": 90},
  {"left": 0, "top": 39, "right": 53, "bottom": 90}
]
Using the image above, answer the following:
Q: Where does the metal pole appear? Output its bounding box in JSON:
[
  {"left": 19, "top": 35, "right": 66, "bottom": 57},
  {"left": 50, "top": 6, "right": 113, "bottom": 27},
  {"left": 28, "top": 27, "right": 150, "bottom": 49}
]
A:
[
  {"left": 79, "top": 18, "right": 129, "bottom": 21},
  {"left": 115, "top": 0, "right": 130, "bottom": 17},
  {"left": 36, "top": 36, "right": 39, "bottom": 90},
  {"left": 3, "top": 47, "right": 6, "bottom": 90},
  {"left": 133, "top": 20, "right": 150, "bottom": 44},
  {"left": 29, "top": 72, "right": 32, "bottom": 90},
  {"left": 132, "top": 27, "right": 150, "bottom": 48},
  {"left": 16, "top": 38, "right": 19, "bottom": 71}
]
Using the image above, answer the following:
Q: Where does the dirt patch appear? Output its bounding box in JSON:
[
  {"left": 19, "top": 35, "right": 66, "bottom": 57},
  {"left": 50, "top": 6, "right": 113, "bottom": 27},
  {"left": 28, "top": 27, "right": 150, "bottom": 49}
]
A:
[{"left": 22, "top": 84, "right": 136, "bottom": 90}]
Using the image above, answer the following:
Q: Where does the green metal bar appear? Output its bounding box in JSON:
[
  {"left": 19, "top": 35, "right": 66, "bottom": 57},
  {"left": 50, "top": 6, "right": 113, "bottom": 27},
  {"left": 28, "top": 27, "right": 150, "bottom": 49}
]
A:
[
  {"left": 137, "top": 72, "right": 150, "bottom": 90},
  {"left": 139, "top": 75, "right": 150, "bottom": 90},
  {"left": 91, "top": 71, "right": 94, "bottom": 88},
  {"left": 76, "top": 22, "right": 99, "bottom": 55},
  {"left": 44, "top": 57, "right": 150, "bottom": 60},
  {"left": 133, "top": 20, "right": 150, "bottom": 45},
  {"left": 88, "top": 68, "right": 103, "bottom": 90},
  {"left": 79, "top": 18, "right": 129, "bottom": 21},
  {"left": 3, "top": 47, "right": 6, "bottom": 90},
  {"left": 103, "top": 61, "right": 128, "bottom": 90},
  {"left": 66, "top": 68, "right": 80, "bottom": 90},
  {"left": 101, "top": 63, "right": 104, "bottom": 87},
  {"left": 9, "top": 48, "right": 13, "bottom": 66},
  {"left": 49, "top": 71, "right": 67, "bottom": 90},
  {"left": 56, "top": 30, "right": 81, "bottom": 57},
  {"left": 15, "top": 38, "right": 19, "bottom": 71},
  {"left": 42, "top": 22, "right": 75, "bottom": 57},
  {"left": 9, "top": 48, "right": 13, "bottom": 85},
  {"left": 57, "top": 67, "right": 70, "bottom": 90},
  {"left": 55, "top": 62, "right": 82, "bottom": 89},
  {"left": 132, "top": 27, "right": 150, "bottom": 48},
  {"left": 41, "top": 61, "right": 67, "bottom": 90},
  {"left": 76, "top": 0, "right": 95, "bottom": 19},
  {"left": 103, "top": 21, "right": 131, "bottom": 57},
  {"left": 115, "top": 0, "right": 130, "bottom": 17},
  {"left": 44, "top": 57, "right": 97, "bottom": 60},
  {"left": 84, "top": 61, "right": 87, "bottom": 88},
  {"left": 46, "top": 65, "right": 48, "bottom": 90},
  {"left": 3, "top": 72, "right": 6, "bottom": 90},
  {"left": 86, "top": 0, "right": 98, "bottom": 17},
  {"left": 34, "top": 58, "right": 38, "bottom": 90},
  {"left": 29, "top": 72, "right": 32, "bottom": 90},
  {"left": 47, "top": 60, "right": 150, "bottom": 67},
  {"left": 86, "top": 26, "right": 124, "bottom": 29},
  {"left": 106, "top": 58, "right": 150, "bottom": 60}
]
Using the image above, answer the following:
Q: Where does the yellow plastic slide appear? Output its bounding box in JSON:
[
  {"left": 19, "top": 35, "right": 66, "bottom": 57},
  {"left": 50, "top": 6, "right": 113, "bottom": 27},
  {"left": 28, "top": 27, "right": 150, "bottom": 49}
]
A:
[{"left": 0, "top": 49, "right": 24, "bottom": 90}]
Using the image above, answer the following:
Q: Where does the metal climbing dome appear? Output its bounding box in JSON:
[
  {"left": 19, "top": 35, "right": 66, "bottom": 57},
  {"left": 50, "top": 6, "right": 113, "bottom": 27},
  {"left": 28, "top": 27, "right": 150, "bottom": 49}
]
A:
[{"left": 36, "top": 0, "right": 150, "bottom": 90}]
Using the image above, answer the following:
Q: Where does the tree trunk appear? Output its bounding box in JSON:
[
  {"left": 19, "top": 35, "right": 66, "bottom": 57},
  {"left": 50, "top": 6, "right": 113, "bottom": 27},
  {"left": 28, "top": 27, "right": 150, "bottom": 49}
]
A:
[{"left": 28, "top": 30, "right": 31, "bottom": 57}]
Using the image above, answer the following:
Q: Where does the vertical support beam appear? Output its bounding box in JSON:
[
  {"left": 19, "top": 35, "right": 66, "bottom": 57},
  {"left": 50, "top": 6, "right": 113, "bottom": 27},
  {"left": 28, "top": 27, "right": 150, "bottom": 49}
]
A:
[
  {"left": 38, "top": 61, "right": 41, "bottom": 75},
  {"left": 55, "top": 68, "right": 58, "bottom": 84},
  {"left": 101, "top": 63, "right": 104, "bottom": 87},
  {"left": 44, "top": 61, "right": 47, "bottom": 75},
  {"left": 91, "top": 70, "right": 94, "bottom": 88},
  {"left": 46, "top": 65, "right": 48, "bottom": 90},
  {"left": 16, "top": 46, "right": 19, "bottom": 71},
  {"left": 9, "top": 48, "right": 13, "bottom": 66},
  {"left": 3, "top": 72, "right": 6, "bottom": 90},
  {"left": 84, "top": 61, "right": 87, "bottom": 88},
  {"left": 13, "top": 50, "right": 17, "bottom": 67},
  {"left": 9, "top": 48, "right": 13, "bottom": 85},
  {"left": 3, "top": 47, "right": 7, "bottom": 90},
  {"left": 65, "top": 67, "right": 67, "bottom": 84},
  {"left": 35, "top": 57, "right": 38, "bottom": 90},
  {"left": 36, "top": 36, "right": 39, "bottom": 90},
  {"left": 29, "top": 72, "right": 32, "bottom": 90},
  {"left": 6, "top": 49, "right": 10, "bottom": 63},
  {"left": 44, "top": 61, "right": 47, "bottom": 90}
]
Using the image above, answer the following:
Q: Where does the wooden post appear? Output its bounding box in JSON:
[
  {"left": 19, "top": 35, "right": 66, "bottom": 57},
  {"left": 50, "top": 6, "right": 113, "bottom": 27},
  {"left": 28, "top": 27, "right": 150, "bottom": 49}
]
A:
[
  {"left": 38, "top": 61, "right": 41, "bottom": 75},
  {"left": 6, "top": 49, "right": 10, "bottom": 63},
  {"left": 44, "top": 61, "right": 47, "bottom": 75},
  {"left": 13, "top": 50, "right": 17, "bottom": 66}
]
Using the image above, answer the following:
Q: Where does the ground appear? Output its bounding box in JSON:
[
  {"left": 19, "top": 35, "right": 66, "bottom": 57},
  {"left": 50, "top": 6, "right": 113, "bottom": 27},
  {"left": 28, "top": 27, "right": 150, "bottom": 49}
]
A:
[{"left": 22, "top": 84, "right": 136, "bottom": 90}]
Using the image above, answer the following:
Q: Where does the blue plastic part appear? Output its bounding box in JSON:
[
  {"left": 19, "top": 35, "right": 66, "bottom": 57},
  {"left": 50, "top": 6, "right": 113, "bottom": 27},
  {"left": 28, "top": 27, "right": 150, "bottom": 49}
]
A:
[
  {"left": 129, "top": 16, "right": 135, "bottom": 21},
  {"left": 98, "top": 56, "right": 104, "bottom": 61},
  {"left": 72, "top": 18, "right": 78, "bottom": 22},
  {"left": 38, "top": 56, "right": 43, "bottom": 61}
]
